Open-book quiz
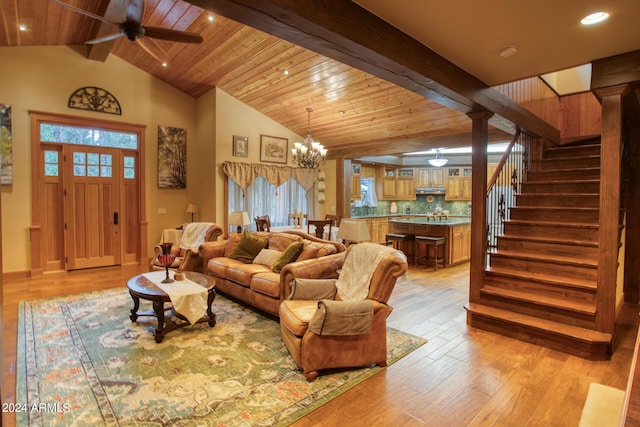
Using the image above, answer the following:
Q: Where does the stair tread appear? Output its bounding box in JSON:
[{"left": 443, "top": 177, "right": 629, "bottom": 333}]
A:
[
  {"left": 498, "top": 234, "right": 599, "bottom": 248},
  {"left": 491, "top": 250, "right": 598, "bottom": 267},
  {"left": 510, "top": 206, "right": 599, "bottom": 211},
  {"left": 486, "top": 266, "right": 597, "bottom": 289},
  {"left": 465, "top": 303, "right": 611, "bottom": 343},
  {"left": 481, "top": 285, "right": 596, "bottom": 315},
  {"left": 522, "top": 179, "right": 600, "bottom": 184}
]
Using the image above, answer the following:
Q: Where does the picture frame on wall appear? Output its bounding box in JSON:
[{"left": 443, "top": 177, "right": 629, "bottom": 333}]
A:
[
  {"left": 260, "top": 134, "right": 288, "bottom": 164},
  {"left": 233, "top": 135, "right": 248, "bottom": 157},
  {"left": 157, "top": 125, "right": 187, "bottom": 189}
]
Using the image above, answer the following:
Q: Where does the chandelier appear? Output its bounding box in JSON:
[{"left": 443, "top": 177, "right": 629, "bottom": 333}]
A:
[
  {"left": 427, "top": 149, "right": 449, "bottom": 167},
  {"left": 291, "top": 108, "right": 327, "bottom": 169}
]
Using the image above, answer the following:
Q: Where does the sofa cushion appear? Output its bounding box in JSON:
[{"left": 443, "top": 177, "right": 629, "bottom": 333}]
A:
[
  {"left": 226, "top": 262, "right": 271, "bottom": 286},
  {"left": 273, "top": 242, "right": 304, "bottom": 273},
  {"left": 228, "top": 230, "right": 268, "bottom": 263},
  {"left": 296, "top": 245, "right": 318, "bottom": 261},
  {"left": 267, "top": 233, "right": 302, "bottom": 251},
  {"left": 252, "top": 249, "right": 283, "bottom": 269},
  {"left": 207, "top": 257, "right": 246, "bottom": 279},
  {"left": 279, "top": 300, "right": 317, "bottom": 337},
  {"left": 305, "top": 241, "right": 337, "bottom": 258},
  {"left": 250, "top": 272, "right": 281, "bottom": 298}
]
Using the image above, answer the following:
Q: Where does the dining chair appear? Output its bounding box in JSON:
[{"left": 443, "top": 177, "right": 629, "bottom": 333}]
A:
[
  {"left": 288, "top": 213, "right": 307, "bottom": 226},
  {"left": 324, "top": 214, "right": 342, "bottom": 227},
  {"left": 255, "top": 215, "right": 271, "bottom": 232},
  {"left": 307, "top": 219, "right": 333, "bottom": 240}
]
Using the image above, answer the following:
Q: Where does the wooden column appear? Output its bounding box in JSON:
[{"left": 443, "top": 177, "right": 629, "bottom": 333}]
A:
[
  {"left": 594, "top": 84, "right": 628, "bottom": 334},
  {"left": 337, "top": 158, "right": 351, "bottom": 218},
  {"left": 468, "top": 111, "right": 493, "bottom": 302}
]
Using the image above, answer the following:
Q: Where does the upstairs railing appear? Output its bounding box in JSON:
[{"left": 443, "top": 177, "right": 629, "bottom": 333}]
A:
[{"left": 485, "top": 130, "right": 533, "bottom": 260}]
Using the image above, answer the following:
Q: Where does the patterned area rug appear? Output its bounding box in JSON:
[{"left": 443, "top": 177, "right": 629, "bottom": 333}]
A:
[{"left": 17, "top": 287, "right": 426, "bottom": 426}]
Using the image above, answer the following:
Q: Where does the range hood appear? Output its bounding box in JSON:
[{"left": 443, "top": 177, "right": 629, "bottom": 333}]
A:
[{"left": 416, "top": 187, "right": 445, "bottom": 195}]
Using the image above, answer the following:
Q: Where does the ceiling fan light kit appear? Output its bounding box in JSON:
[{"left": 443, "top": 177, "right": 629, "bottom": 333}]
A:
[{"left": 51, "top": 0, "right": 203, "bottom": 63}]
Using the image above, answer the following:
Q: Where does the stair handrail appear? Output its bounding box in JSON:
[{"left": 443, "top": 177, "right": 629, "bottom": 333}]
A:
[
  {"left": 485, "top": 130, "right": 532, "bottom": 254},
  {"left": 487, "top": 129, "right": 521, "bottom": 193}
]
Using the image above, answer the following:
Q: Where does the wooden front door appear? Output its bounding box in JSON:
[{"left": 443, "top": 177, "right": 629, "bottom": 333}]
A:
[{"left": 63, "top": 146, "right": 122, "bottom": 270}]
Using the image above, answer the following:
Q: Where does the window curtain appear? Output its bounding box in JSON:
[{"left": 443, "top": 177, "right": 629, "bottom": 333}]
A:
[{"left": 224, "top": 161, "right": 320, "bottom": 229}]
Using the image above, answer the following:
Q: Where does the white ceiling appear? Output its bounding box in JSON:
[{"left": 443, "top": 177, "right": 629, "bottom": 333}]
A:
[{"left": 354, "top": 0, "right": 640, "bottom": 87}]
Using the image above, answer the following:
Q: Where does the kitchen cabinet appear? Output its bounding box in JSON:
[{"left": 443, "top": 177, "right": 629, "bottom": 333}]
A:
[
  {"left": 350, "top": 175, "right": 361, "bottom": 200},
  {"left": 416, "top": 168, "right": 444, "bottom": 187},
  {"left": 378, "top": 166, "right": 416, "bottom": 200},
  {"left": 445, "top": 167, "right": 472, "bottom": 200},
  {"left": 449, "top": 224, "right": 471, "bottom": 264},
  {"left": 366, "top": 216, "right": 389, "bottom": 244}
]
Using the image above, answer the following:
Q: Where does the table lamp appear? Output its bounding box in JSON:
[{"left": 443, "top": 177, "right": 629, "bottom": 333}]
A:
[
  {"left": 185, "top": 203, "right": 199, "bottom": 222},
  {"left": 336, "top": 219, "right": 370, "bottom": 246},
  {"left": 229, "top": 211, "right": 251, "bottom": 233}
]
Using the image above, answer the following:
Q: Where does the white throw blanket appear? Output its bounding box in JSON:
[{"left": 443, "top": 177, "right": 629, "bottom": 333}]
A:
[
  {"left": 335, "top": 243, "right": 399, "bottom": 301},
  {"left": 143, "top": 271, "right": 207, "bottom": 325},
  {"left": 179, "top": 222, "right": 215, "bottom": 251}
]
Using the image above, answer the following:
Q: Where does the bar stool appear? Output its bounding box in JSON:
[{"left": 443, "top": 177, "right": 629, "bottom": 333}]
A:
[
  {"left": 385, "top": 233, "right": 414, "bottom": 260},
  {"left": 414, "top": 236, "right": 446, "bottom": 271}
]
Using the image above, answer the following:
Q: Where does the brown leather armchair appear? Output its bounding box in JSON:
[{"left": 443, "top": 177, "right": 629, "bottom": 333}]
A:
[
  {"left": 279, "top": 243, "right": 408, "bottom": 381},
  {"left": 150, "top": 222, "right": 223, "bottom": 273}
]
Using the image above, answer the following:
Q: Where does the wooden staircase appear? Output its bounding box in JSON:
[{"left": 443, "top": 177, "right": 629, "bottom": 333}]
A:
[{"left": 466, "top": 138, "right": 615, "bottom": 360}]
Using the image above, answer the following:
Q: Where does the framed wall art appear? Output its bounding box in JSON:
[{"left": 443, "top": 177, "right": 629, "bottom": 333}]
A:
[
  {"left": 260, "top": 134, "right": 288, "bottom": 164},
  {"left": 233, "top": 135, "right": 248, "bottom": 157},
  {"left": 0, "top": 104, "right": 12, "bottom": 185},
  {"left": 158, "top": 126, "right": 187, "bottom": 189}
]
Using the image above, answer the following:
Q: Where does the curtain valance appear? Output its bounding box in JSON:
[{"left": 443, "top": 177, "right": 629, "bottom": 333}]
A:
[{"left": 223, "top": 161, "right": 318, "bottom": 191}]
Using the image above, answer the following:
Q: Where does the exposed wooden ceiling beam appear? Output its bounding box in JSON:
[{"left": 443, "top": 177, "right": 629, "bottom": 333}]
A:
[
  {"left": 186, "top": 0, "right": 559, "bottom": 142},
  {"left": 327, "top": 128, "right": 509, "bottom": 159}
]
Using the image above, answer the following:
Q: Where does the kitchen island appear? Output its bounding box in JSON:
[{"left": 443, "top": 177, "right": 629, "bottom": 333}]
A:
[{"left": 388, "top": 216, "right": 471, "bottom": 267}]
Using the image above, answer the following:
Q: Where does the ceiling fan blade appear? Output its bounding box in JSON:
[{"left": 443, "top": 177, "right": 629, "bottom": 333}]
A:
[
  {"left": 49, "top": 0, "right": 119, "bottom": 26},
  {"left": 143, "top": 26, "right": 203, "bottom": 44},
  {"left": 86, "top": 31, "right": 125, "bottom": 45},
  {"left": 126, "top": 0, "right": 145, "bottom": 26},
  {"left": 136, "top": 37, "right": 169, "bottom": 63}
]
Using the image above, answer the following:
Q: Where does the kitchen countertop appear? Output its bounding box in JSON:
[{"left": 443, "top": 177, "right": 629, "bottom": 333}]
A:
[{"left": 351, "top": 214, "right": 471, "bottom": 225}]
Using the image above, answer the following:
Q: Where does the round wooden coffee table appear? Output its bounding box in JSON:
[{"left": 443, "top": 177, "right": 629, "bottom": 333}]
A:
[{"left": 127, "top": 271, "right": 216, "bottom": 343}]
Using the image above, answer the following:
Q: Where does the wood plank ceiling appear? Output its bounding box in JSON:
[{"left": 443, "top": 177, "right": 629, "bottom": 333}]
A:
[{"left": 0, "top": 0, "right": 511, "bottom": 158}]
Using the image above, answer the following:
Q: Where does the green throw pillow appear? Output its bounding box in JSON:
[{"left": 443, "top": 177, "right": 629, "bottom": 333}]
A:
[
  {"left": 228, "top": 230, "right": 268, "bottom": 264},
  {"left": 272, "top": 242, "right": 304, "bottom": 273}
]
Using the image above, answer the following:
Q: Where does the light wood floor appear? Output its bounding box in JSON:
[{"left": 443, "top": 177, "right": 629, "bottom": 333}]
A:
[{"left": 3, "top": 262, "right": 638, "bottom": 426}]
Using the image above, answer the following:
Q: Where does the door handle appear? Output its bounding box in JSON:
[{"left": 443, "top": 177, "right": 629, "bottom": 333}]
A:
[{"left": 114, "top": 212, "right": 119, "bottom": 225}]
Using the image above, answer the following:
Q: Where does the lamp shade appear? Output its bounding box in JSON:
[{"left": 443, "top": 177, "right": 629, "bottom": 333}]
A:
[
  {"left": 185, "top": 203, "right": 199, "bottom": 214},
  {"left": 229, "top": 211, "right": 251, "bottom": 233},
  {"left": 336, "top": 219, "right": 371, "bottom": 243}
]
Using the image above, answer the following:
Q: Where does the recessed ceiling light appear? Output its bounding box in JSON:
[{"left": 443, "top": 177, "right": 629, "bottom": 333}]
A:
[
  {"left": 162, "top": 62, "right": 168, "bottom": 67},
  {"left": 208, "top": 15, "right": 215, "bottom": 22},
  {"left": 283, "top": 69, "right": 289, "bottom": 75},
  {"left": 498, "top": 45, "right": 518, "bottom": 58},
  {"left": 19, "top": 24, "right": 28, "bottom": 31},
  {"left": 581, "top": 12, "right": 609, "bottom": 25}
]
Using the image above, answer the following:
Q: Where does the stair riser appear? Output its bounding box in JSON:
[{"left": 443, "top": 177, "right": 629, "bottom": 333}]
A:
[
  {"left": 521, "top": 182, "right": 600, "bottom": 194},
  {"left": 515, "top": 195, "right": 599, "bottom": 208},
  {"left": 528, "top": 169, "right": 600, "bottom": 181},
  {"left": 497, "top": 238, "right": 599, "bottom": 258},
  {"left": 503, "top": 223, "right": 599, "bottom": 242},
  {"left": 543, "top": 146, "right": 601, "bottom": 159},
  {"left": 478, "top": 293, "right": 596, "bottom": 330},
  {"left": 484, "top": 274, "right": 596, "bottom": 300},
  {"left": 509, "top": 209, "right": 599, "bottom": 223},
  {"left": 534, "top": 157, "right": 600, "bottom": 170},
  {"left": 489, "top": 256, "right": 597, "bottom": 281},
  {"left": 465, "top": 312, "right": 610, "bottom": 360}
]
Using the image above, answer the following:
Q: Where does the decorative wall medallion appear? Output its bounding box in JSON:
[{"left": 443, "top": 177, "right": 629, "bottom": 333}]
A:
[{"left": 68, "top": 87, "right": 122, "bottom": 115}]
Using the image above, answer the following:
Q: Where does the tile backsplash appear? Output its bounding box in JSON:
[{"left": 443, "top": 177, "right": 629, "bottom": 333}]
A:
[{"left": 352, "top": 195, "right": 471, "bottom": 217}]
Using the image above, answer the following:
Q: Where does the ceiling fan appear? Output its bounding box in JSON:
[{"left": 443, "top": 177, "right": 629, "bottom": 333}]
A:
[{"left": 50, "top": 0, "right": 203, "bottom": 63}]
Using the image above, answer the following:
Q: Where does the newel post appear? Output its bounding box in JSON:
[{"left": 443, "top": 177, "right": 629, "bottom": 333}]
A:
[
  {"left": 468, "top": 111, "right": 493, "bottom": 302},
  {"left": 594, "top": 84, "right": 628, "bottom": 334}
]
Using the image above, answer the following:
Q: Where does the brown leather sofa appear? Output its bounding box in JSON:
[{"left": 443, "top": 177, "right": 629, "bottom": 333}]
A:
[
  {"left": 279, "top": 243, "right": 408, "bottom": 381},
  {"left": 199, "top": 230, "right": 346, "bottom": 316}
]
